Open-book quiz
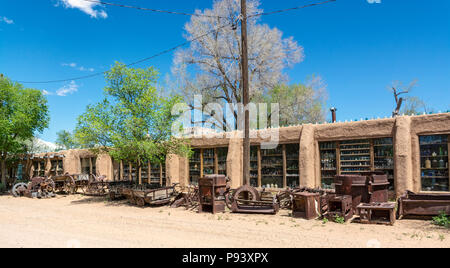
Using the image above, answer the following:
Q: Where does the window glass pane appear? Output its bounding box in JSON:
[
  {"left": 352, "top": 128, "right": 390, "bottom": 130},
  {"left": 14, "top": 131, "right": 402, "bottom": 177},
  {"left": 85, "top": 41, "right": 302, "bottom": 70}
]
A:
[{"left": 420, "top": 135, "right": 449, "bottom": 192}]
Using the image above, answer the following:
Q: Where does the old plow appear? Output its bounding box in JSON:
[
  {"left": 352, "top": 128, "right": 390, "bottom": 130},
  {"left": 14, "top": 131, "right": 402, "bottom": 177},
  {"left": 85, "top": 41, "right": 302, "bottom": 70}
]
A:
[{"left": 12, "top": 177, "right": 56, "bottom": 199}]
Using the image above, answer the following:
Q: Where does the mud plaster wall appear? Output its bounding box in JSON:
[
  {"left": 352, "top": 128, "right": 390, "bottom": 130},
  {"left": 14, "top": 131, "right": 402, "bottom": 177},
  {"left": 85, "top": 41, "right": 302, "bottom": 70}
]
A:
[
  {"left": 20, "top": 114, "right": 450, "bottom": 197},
  {"left": 178, "top": 114, "right": 450, "bottom": 198}
]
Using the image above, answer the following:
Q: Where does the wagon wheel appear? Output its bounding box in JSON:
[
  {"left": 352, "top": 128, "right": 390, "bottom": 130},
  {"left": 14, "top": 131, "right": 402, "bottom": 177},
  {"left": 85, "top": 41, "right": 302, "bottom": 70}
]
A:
[
  {"left": 277, "top": 190, "right": 293, "bottom": 209},
  {"left": 12, "top": 183, "right": 29, "bottom": 197},
  {"left": 232, "top": 185, "right": 260, "bottom": 202},
  {"left": 224, "top": 189, "right": 235, "bottom": 210},
  {"left": 64, "top": 176, "right": 77, "bottom": 194},
  {"left": 130, "top": 197, "right": 137, "bottom": 205},
  {"left": 45, "top": 179, "right": 56, "bottom": 194},
  {"left": 136, "top": 197, "right": 146, "bottom": 208}
]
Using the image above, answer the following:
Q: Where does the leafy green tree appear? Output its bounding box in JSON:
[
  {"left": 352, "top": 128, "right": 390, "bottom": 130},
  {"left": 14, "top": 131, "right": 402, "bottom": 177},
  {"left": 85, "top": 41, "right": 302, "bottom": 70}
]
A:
[
  {"left": 56, "top": 130, "right": 79, "bottom": 150},
  {"left": 0, "top": 75, "right": 50, "bottom": 185},
  {"left": 253, "top": 77, "right": 327, "bottom": 127},
  {"left": 75, "top": 62, "right": 191, "bottom": 173}
]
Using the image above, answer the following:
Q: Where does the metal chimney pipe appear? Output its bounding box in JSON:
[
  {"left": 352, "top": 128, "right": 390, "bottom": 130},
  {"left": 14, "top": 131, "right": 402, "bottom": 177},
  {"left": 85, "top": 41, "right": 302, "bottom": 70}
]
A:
[{"left": 330, "top": 108, "right": 337, "bottom": 123}]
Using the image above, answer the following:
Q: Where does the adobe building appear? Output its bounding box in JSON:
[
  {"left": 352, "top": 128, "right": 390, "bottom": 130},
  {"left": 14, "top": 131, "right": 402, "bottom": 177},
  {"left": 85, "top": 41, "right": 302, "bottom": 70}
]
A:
[{"left": 7, "top": 113, "right": 450, "bottom": 199}]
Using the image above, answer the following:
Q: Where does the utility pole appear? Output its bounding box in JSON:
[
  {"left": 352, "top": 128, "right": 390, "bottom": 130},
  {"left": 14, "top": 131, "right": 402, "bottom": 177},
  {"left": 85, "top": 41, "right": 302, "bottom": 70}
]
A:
[{"left": 241, "top": 0, "right": 250, "bottom": 186}]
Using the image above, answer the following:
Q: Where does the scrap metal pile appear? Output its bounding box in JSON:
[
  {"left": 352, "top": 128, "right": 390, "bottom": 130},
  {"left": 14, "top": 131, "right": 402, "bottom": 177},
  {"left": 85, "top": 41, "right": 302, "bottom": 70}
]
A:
[
  {"left": 9, "top": 172, "right": 450, "bottom": 227},
  {"left": 12, "top": 177, "right": 56, "bottom": 199}
]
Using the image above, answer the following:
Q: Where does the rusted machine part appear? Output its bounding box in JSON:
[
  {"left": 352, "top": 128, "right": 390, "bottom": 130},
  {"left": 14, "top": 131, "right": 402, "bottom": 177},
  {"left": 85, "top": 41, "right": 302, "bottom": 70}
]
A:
[
  {"left": 198, "top": 175, "right": 228, "bottom": 214},
  {"left": 357, "top": 202, "right": 396, "bottom": 226},
  {"left": 276, "top": 190, "right": 293, "bottom": 209},
  {"left": 51, "top": 174, "right": 78, "bottom": 194},
  {"left": 334, "top": 174, "right": 389, "bottom": 214},
  {"left": 83, "top": 175, "right": 109, "bottom": 197},
  {"left": 131, "top": 184, "right": 179, "bottom": 208},
  {"left": 171, "top": 186, "right": 200, "bottom": 209},
  {"left": 398, "top": 191, "right": 450, "bottom": 218},
  {"left": 326, "top": 194, "right": 353, "bottom": 222},
  {"left": 107, "top": 181, "right": 133, "bottom": 201},
  {"left": 12, "top": 177, "right": 56, "bottom": 199},
  {"left": 292, "top": 192, "right": 321, "bottom": 220},
  {"left": 230, "top": 185, "right": 279, "bottom": 215},
  {"left": 368, "top": 174, "right": 390, "bottom": 203},
  {"left": 12, "top": 182, "right": 29, "bottom": 197}
]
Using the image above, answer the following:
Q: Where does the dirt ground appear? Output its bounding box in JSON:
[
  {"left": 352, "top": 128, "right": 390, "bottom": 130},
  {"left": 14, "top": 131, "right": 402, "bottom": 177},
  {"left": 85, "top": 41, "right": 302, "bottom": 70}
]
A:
[{"left": 0, "top": 194, "right": 448, "bottom": 248}]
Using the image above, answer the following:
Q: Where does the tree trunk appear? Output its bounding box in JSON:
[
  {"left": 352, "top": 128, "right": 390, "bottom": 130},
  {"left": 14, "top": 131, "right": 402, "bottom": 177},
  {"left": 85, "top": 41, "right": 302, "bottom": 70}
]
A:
[{"left": 1, "top": 159, "right": 6, "bottom": 187}]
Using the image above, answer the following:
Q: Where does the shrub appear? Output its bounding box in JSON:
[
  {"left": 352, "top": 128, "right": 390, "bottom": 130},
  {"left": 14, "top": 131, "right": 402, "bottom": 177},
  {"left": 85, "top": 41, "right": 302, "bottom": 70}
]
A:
[{"left": 432, "top": 212, "right": 450, "bottom": 229}]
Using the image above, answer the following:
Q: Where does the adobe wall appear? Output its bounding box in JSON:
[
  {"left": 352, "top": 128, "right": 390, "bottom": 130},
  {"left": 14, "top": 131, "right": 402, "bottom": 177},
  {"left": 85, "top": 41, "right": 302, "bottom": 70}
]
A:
[
  {"left": 26, "top": 149, "right": 113, "bottom": 180},
  {"left": 171, "top": 114, "right": 450, "bottom": 198},
  {"left": 17, "top": 114, "right": 450, "bottom": 198}
]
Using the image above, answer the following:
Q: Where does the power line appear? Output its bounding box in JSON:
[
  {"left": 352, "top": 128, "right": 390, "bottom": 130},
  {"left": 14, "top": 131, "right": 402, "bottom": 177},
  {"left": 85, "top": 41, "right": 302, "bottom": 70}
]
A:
[
  {"left": 16, "top": 1, "right": 338, "bottom": 84},
  {"left": 81, "top": 0, "right": 227, "bottom": 19},
  {"left": 16, "top": 23, "right": 233, "bottom": 84},
  {"left": 249, "top": 0, "right": 337, "bottom": 18}
]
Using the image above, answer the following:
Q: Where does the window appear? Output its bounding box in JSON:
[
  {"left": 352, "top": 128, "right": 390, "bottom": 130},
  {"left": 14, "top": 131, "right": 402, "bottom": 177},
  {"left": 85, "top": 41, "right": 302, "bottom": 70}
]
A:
[
  {"left": 189, "top": 148, "right": 229, "bottom": 186},
  {"left": 80, "top": 157, "right": 96, "bottom": 175},
  {"left": 320, "top": 138, "right": 395, "bottom": 191},
  {"left": 50, "top": 159, "right": 64, "bottom": 176},
  {"left": 189, "top": 149, "right": 201, "bottom": 185},
  {"left": 420, "top": 135, "right": 449, "bottom": 192},
  {"left": 249, "top": 144, "right": 299, "bottom": 189}
]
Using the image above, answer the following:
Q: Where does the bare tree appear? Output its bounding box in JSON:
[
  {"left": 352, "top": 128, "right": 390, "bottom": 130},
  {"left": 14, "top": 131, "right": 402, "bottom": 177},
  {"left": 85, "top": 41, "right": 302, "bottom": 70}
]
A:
[
  {"left": 390, "top": 80, "right": 418, "bottom": 117},
  {"left": 172, "top": 0, "right": 304, "bottom": 130}
]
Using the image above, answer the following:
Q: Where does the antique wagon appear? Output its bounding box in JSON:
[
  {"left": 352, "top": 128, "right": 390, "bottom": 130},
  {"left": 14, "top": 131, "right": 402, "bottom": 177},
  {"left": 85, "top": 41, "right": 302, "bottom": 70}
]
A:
[{"left": 131, "top": 185, "right": 178, "bottom": 207}]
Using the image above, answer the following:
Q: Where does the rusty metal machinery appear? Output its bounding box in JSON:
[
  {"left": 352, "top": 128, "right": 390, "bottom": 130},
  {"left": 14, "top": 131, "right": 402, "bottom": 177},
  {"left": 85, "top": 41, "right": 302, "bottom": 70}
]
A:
[
  {"left": 82, "top": 175, "right": 109, "bottom": 196},
  {"left": 398, "top": 191, "right": 450, "bottom": 218},
  {"left": 226, "top": 185, "right": 280, "bottom": 215},
  {"left": 357, "top": 202, "right": 396, "bottom": 226},
  {"left": 326, "top": 194, "right": 353, "bottom": 222},
  {"left": 11, "top": 177, "right": 56, "bottom": 199},
  {"left": 51, "top": 174, "right": 78, "bottom": 194},
  {"left": 108, "top": 180, "right": 134, "bottom": 200},
  {"left": 198, "top": 175, "right": 228, "bottom": 214},
  {"left": 171, "top": 186, "right": 199, "bottom": 209},
  {"left": 334, "top": 174, "right": 389, "bottom": 214},
  {"left": 130, "top": 184, "right": 179, "bottom": 207},
  {"left": 292, "top": 192, "right": 321, "bottom": 220}
]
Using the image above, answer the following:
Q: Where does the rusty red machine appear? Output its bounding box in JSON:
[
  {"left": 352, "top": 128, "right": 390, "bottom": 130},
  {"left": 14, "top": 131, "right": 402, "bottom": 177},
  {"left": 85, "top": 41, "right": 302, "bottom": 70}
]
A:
[
  {"left": 225, "top": 185, "right": 280, "bottom": 215},
  {"left": 326, "top": 194, "right": 354, "bottom": 222},
  {"left": 357, "top": 202, "right": 396, "bottom": 226},
  {"left": 398, "top": 191, "right": 450, "bottom": 218},
  {"left": 292, "top": 192, "right": 321, "bottom": 220},
  {"left": 334, "top": 174, "right": 390, "bottom": 214},
  {"left": 198, "top": 175, "right": 228, "bottom": 214},
  {"left": 12, "top": 177, "right": 56, "bottom": 198}
]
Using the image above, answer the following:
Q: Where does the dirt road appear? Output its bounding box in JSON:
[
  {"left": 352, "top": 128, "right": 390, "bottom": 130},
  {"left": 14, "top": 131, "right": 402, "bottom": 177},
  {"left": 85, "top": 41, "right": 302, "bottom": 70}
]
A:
[{"left": 0, "top": 194, "right": 448, "bottom": 248}]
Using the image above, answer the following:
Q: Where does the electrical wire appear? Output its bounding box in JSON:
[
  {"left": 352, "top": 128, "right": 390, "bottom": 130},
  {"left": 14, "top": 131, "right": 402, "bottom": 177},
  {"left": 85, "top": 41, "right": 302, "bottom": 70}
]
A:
[
  {"left": 81, "top": 0, "right": 227, "bottom": 19},
  {"left": 16, "top": 1, "right": 338, "bottom": 84},
  {"left": 249, "top": 0, "right": 337, "bottom": 18},
  {"left": 16, "top": 23, "right": 233, "bottom": 84}
]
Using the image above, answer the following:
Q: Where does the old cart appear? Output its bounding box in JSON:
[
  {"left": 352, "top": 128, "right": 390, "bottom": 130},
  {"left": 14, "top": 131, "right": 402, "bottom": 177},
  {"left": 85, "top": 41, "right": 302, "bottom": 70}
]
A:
[
  {"left": 81, "top": 175, "right": 109, "bottom": 196},
  {"left": 51, "top": 174, "right": 79, "bottom": 194},
  {"left": 127, "top": 184, "right": 179, "bottom": 207}
]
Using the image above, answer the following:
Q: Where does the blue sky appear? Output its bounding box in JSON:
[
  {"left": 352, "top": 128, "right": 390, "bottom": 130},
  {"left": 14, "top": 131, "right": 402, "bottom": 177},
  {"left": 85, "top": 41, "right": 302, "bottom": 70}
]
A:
[{"left": 1, "top": 0, "right": 449, "bottom": 143}]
